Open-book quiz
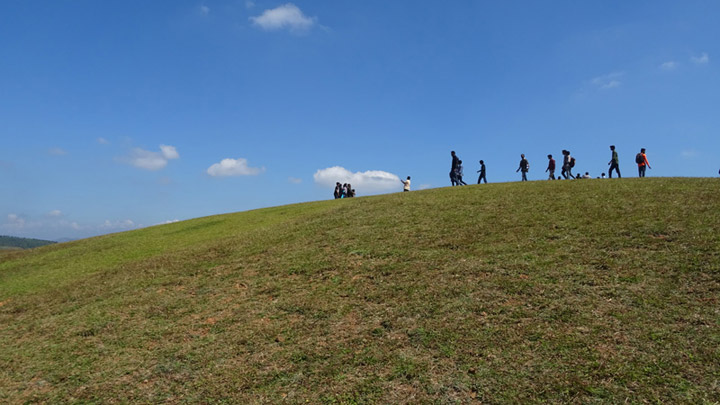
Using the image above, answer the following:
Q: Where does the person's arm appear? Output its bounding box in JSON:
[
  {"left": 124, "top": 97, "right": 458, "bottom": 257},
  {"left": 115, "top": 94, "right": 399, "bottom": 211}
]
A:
[{"left": 644, "top": 155, "right": 651, "bottom": 169}]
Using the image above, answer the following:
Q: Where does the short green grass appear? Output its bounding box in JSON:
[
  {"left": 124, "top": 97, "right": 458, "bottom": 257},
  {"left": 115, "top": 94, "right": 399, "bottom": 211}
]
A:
[{"left": 1, "top": 178, "right": 719, "bottom": 403}]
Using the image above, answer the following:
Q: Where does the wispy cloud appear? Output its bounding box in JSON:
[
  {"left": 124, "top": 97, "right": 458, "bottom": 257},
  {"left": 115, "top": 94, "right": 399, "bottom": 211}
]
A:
[
  {"left": 288, "top": 177, "right": 303, "bottom": 184},
  {"left": 199, "top": 5, "right": 210, "bottom": 16},
  {"left": 591, "top": 72, "right": 624, "bottom": 90},
  {"left": 245, "top": 1, "right": 255, "bottom": 9},
  {"left": 313, "top": 166, "right": 400, "bottom": 194},
  {"left": 48, "top": 210, "right": 63, "bottom": 217},
  {"left": 418, "top": 184, "right": 432, "bottom": 190},
  {"left": 691, "top": 52, "right": 709, "bottom": 65},
  {"left": 206, "top": 158, "right": 265, "bottom": 177},
  {"left": 681, "top": 149, "right": 698, "bottom": 159},
  {"left": 659, "top": 61, "right": 678, "bottom": 71},
  {"left": 48, "top": 147, "right": 67, "bottom": 156},
  {"left": 250, "top": 3, "right": 317, "bottom": 33},
  {"left": 97, "top": 137, "right": 110, "bottom": 145},
  {"left": 120, "top": 144, "right": 180, "bottom": 171}
]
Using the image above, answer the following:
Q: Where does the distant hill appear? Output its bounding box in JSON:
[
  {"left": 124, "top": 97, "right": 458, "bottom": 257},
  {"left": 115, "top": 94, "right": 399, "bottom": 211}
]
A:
[
  {"left": 0, "top": 235, "right": 56, "bottom": 249},
  {"left": 0, "top": 178, "right": 719, "bottom": 403}
]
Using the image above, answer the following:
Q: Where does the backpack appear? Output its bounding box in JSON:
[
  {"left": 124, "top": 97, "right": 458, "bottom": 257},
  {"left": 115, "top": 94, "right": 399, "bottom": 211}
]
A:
[
  {"left": 635, "top": 153, "right": 644, "bottom": 164},
  {"left": 569, "top": 157, "right": 576, "bottom": 168}
]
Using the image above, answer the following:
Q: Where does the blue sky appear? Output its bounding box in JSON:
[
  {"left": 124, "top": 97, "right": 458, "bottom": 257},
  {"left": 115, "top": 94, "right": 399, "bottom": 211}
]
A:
[{"left": 1, "top": 0, "right": 718, "bottom": 240}]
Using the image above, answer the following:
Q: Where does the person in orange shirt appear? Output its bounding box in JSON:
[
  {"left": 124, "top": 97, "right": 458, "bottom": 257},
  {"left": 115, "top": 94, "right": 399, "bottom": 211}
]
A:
[{"left": 636, "top": 148, "right": 651, "bottom": 177}]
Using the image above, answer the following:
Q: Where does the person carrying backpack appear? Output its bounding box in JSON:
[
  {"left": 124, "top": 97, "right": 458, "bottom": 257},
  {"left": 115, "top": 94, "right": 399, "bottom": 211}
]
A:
[
  {"left": 562, "top": 150, "right": 576, "bottom": 179},
  {"left": 516, "top": 154, "right": 529, "bottom": 181},
  {"left": 636, "top": 148, "right": 651, "bottom": 177},
  {"left": 608, "top": 145, "right": 621, "bottom": 178},
  {"left": 546, "top": 154, "right": 556, "bottom": 180}
]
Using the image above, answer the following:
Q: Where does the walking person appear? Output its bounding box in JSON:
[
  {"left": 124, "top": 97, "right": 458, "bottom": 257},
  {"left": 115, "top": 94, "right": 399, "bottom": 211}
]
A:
[
  {"left": 561, "top": 150, "right": 575, "bottom": 179},
  {"left": 477, "top": 160, "right": 487, "bottom": 184},
  {"left": 456, "top": 160, "right": 468, "bottom": 185},
  {"left": 450, "top": 151, "right": 460, "bottom": 186},
  {"left": 608, "top": 145, "right": 621, "bottom": 178},
  {"left": 636, "top": 148, "right": 651, "bottom": 177},
  {"left": 401, "top": 176, "right": 411, "bottom": 192},
  {"left": 516, "top": 154, "right": 529, "bottom": 181},
  {"left": 546, "top": 154, "right": 556, "bottom": 180}
]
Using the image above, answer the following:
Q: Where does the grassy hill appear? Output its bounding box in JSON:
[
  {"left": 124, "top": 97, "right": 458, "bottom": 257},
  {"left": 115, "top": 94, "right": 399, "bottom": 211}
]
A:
[{"left": 1, "top": 178, "right": 718, "bottom": 403}]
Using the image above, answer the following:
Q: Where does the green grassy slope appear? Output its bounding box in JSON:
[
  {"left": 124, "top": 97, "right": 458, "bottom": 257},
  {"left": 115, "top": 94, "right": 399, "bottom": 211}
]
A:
[{"left": 1, "top": 178, "right": 719, "bottom": 403}]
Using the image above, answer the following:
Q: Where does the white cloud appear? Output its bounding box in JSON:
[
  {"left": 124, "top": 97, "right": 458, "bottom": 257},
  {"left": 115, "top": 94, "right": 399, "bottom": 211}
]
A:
[
  {"left": 49, "top": 147, "right": 67, "bottom": 156},
  {"left": 691, "top": 52, "right": 709, "bottom": 65},
  {"left": 250, "top": 3, "right": 317, "bottom": 33},
  {"left": 660, "top": 61, "right": 678, "bottom": 71},
  {"left": 7, "top": 214, "right": 25, "bottom": 227},
  {"left": 122, "top": 145, "right": 180, "bottom": 171},
  {"left": 97, "top": 137, "right": 110, "bottom": 145},
  {"left": 48, "top": 210, "right": 63, "bottom": 217},
  {"left": 245, "top": 1, "right": 255, "bottom": 9},
  {"left": 155, "top": 219, "right": 180, "bottom": 226},
  {"left": 101, "top": 219, "right": 137, "bottom": 230},
  {"left": 288, "top": 177, "right": 303, "bottom": 184},
  {"left": 200, "top": 5, "right": 210, "bottom": 15},
  {"left": 591, "top": 72, "right": 624, "bottom": 90},
  {"left": 418, "top": 184, "right": 432, "bottom": 190},
  {"left": 313, "top": 166, "right": 400, "bottom": 194},
  {"left": 681, "top": 149, "right": 698, "bottom": 159},
  {"left": 207, "top": 158, "right": 264, "bottom": 177}
]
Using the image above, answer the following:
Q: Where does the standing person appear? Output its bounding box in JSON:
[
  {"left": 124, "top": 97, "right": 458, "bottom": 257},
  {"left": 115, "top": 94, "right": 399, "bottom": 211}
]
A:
[
  {"left": 333, "top": 182, "right": 342, "bottom": 199},
  {"left": 608, "top": 145, "right": 621, "bottom": 178},
  {"left": 456, "top": 160, "right": 468, "bottom": 185},
  {"left": 401, "top": 176, "right": 411, "bottom": 192},
  {"left": 516, "top": 154, "right": 529, "bottom": 181},
  {"left": 477, "top": 160, "right": 487, "bottom": 184},
  {"left": 546, "top": 154, "right": 556, "bottom": 180},
  {"left": 636, "top": 148, "right": 651, "bottom": 177},
  {"left": 562, "top": 150, "right": 576, "bottom": 179},
  {"left": 450, "top": 151, "right": 460, "bottom": 186}
]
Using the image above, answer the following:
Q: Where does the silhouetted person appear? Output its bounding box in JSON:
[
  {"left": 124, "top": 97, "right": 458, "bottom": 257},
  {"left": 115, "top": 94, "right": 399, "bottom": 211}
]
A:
[
  {"left": 546, "top": 154, "right": 556, "bottom": 180},
  {"left": 334, "top": 182, "right": 342, "bottom": 199},
  {"left": 450, "top": 151, "right": 460, "bottom": 186},
  {"left": 636, "top": 148, "right": 651, "bottom": 177},
  {"left": 516, "top": 154, "right": 529, "bottom": 181},
  {"left": 401, "top": 176, "right": 411, "bottom": 192},
  {"left": 562, "top": 150, "right": 575, "bottom": 179},
  {"left": 477, "top": 160, "right": 487, "bottom": 184},
  {"left": 608, "top": 145, "right": 621, "bottom": 178},
  {"left": 456, "top": 160, "right": 468, "bottom": 185}
]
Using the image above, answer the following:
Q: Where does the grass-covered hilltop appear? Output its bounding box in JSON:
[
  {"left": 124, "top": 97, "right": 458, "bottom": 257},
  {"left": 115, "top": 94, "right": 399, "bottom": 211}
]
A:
[{"left": 1, "top": 178, "right": 718, "bottom": 403}]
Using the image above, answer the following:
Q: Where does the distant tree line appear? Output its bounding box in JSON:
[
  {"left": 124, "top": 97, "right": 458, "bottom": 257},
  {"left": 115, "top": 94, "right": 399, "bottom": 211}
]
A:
[{"left": 0, "top": 235, "right": 56, "bottom": 249}]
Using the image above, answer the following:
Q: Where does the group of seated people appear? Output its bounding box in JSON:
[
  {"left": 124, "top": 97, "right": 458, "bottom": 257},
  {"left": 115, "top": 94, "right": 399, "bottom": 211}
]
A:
[{"left": 334, "top": 182, "right": 355, "bottom": 199}]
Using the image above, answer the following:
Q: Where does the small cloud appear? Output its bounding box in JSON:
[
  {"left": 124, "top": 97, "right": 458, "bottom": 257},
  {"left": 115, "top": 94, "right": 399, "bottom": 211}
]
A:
[
  {"left": 155, "top": 219, "right": 180, "bottom": 226},
  {"left": 590, "top": 72, "right": 624, "bottom": 90},
  {"left": 97, "top": 137, "right": 110, "bottom": 145},
  {"left": 245, "top": 0, "right": 255, "bottom": 9},
  {"left": 313, "top": 166, "right": 400, "bottom": 193},
  {"left": 288, "top": 177, "right": 303, "bottom": 184},
  {"left": 681, "top": 149, "right": 698, "bottom": 159},
  {"left": 7, "top": 214, "right": 25, "bottom": 227},
  {"left": 250, "top": 3, "right": 317, "bottom": 33},
  {"left": 659, "top": 61, "right": 678, "bottom": 71},
  {"left": 101, "top": 219, "right": 137, "bottom": 230},
  {"left": 691, "top": 52, "right": 709, "bottom": 65},
  {"left": 49, "top": 147, "right": 67, "bottom": 156},
  {"left": 418, "top": 184, "right": 432, "bottom": 190},
  {"left": 48, "top": 210, "right": 63, "bottom": 217},
  {"left": 199, "top": 5, "right": 210, "bottom": 15},
  {"left": 207, "top": 158, "right": 265, "bottom": 177},
  {"left": 121, "top": 145, "right": 180, "bottom": 171}
]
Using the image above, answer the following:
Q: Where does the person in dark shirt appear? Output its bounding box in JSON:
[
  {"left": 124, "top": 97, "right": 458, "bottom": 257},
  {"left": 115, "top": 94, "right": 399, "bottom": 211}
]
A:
[
  {"left": 450, "top": 151, "right": 460, "bottom": 186},
  {"left": 477, "top": 160, "right": 487, "bottom": 184},
  {"left": 516, "top": 154, "right": 529, "bottom": 181},
  {"left": 608, "top": 145, "right": 621, "bottom": 178},
  {"left": 546, "top": 154, "right": 556, "bottom": 180}
]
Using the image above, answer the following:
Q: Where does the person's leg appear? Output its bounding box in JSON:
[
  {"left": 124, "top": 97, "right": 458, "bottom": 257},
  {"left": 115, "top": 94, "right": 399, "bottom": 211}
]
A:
[
  {"left": 482, "top": 174, "right": 487, "bottom": 184},
  {"left": 478, "top": 175, "right": 482, "bottom": 184},
  {"left": 608, "top": 164, "right": 614, "bottom": 178},
  {"left": 522, "top": 172, "right": 527, "bottom": 181}
]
